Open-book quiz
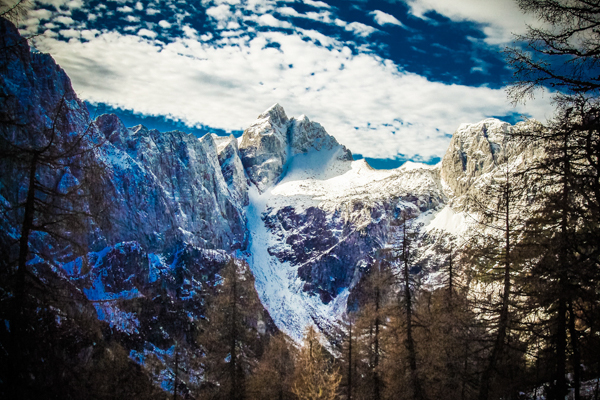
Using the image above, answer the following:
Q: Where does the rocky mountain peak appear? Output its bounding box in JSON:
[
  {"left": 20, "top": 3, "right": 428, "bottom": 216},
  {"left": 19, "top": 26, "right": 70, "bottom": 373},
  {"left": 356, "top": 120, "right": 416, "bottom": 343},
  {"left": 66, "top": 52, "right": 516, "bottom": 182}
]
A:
[
  {"left": 258, "top": 103, "right": 289, "bottom": 126},
  {"left": 239, "top": 104, "right": 350, "bottom": 192},
  {"left": 95, "top": 113, "right": 128, "bottom": 145},
  {"left": 439, "top": 117, "right": 543, "bottom": 214},
  {"left": 289, "top": 114, "right": 352, "bottom": 160},
  {"left": 441, "top": 118, "right": 514, "bottom": 199}
]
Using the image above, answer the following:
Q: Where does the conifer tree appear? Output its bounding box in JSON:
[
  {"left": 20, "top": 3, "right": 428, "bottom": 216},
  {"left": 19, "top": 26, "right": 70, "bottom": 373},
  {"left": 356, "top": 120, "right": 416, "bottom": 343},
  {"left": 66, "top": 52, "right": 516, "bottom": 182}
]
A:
[
  {"left": 0, "top": 89, "right": 107, "bottom": 399},
  {"left": 467, "top": 163, "right": 527, "bottom": 400},
  {"left": 506, "top": 2, "right": 600, "bottom": 397},
  {"left": 414, "top": 239, "right": 482, "bottom": 400},
  {"left": 396, "top": 215, "right": 426, "bottom": 400},
  {"left": 351, "top": 256, "right": 395, "bottom": 400},
  {"left": 515, "top": 100, "right": 600, "bottom": 400},
  {"left": 292, "top": 325, "right": 341, "bottom": 400},
  {"left": 338, "top": 313, "right": 358, "bottom": 400},
  {"left": 248, "top": 332, "right": 297, "bottom": 400},
  {"left": 197, "top": 258, "right": 261, "bottom": 400}
]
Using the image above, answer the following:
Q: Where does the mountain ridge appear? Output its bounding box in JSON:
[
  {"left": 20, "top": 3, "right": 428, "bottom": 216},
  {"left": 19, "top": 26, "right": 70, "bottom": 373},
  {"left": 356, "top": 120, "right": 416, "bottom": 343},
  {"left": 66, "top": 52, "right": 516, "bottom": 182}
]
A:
[{"left": 0, "top": 15, "right": 541, "bottom": 390}]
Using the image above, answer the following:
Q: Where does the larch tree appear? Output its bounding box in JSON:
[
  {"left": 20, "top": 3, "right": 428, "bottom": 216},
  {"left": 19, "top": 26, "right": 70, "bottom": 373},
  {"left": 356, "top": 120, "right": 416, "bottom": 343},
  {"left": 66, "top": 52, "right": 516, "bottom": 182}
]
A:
[
  {"left": 248, "top": 332, "right": 297, "bottom": 400},
  {"left": 336, "top": 312, "right": 358, "bottom": 400},
  {"left": 397, "top": 215, "right": 426, "bottom": 400},
  {"left": 350, "top": 255, "right": 395, "bottom": 400},
  {"left": 516, "top": 100, "right": 600, "bottom": 400},
  {"left": 292, "top": 325, "right": 341, "bottom": 400},
  {"left": 197, "top": 258, "right": 261, "bottom": 400},
  {"left": 0, "top": 86, "right": 107, "bottom": 398}
]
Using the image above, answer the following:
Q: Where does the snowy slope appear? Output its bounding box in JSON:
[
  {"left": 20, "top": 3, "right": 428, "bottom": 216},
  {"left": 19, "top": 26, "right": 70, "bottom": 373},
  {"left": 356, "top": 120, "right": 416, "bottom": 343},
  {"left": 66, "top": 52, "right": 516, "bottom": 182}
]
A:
[
  {"left": 237, "top": 106, "right": 541, "bottom": 339},
  {"left": 239, "top": 106, "right": 449, "bottom": 338}
]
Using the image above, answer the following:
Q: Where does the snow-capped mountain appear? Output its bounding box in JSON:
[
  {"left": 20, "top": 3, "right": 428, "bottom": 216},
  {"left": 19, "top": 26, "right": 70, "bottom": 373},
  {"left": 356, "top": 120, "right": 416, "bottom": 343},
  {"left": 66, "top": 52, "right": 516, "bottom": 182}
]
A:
[
  {"left": 239, "top": 105, "right": 446, "bottom": 338},
  {"left": 0, "top": 16, "right": 538, "bottom": 346},
  {"left": 238, "top": 106, "right": 540, "bottom": 339}
]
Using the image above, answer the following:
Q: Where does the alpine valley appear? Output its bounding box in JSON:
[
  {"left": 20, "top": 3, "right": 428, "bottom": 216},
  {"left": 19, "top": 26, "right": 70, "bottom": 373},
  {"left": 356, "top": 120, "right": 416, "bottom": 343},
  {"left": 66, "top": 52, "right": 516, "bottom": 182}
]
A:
[{"left": 0, "top": 16, "right": 547, "bottom": 399}]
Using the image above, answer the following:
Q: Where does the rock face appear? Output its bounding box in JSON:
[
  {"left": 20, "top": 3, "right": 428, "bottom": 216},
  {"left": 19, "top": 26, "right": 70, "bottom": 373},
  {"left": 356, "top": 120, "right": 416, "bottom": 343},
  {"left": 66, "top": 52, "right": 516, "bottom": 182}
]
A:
[
  {"left": 95, "top": 119, "right": 248, "bottom": 252},
  {"left": 1, "top": 15, "right": 248, "bottom": 255},
  {"left": 440, "top": 118, "right": 540, "bottom": 210},
  {"left": 246, "top": 152, "right": 445, "bottom": 338},
  {"left": 0, "top": 17, "right": 274, "bottom": 395},
  {"left": 213, "top": 134, "right": 249, "bottom": 208},
  {"left": 239, "top": 104, "right": 291, "bottom": 192},
  {"left": 238, "top": 104, "right": 352, "bottom": 192}
]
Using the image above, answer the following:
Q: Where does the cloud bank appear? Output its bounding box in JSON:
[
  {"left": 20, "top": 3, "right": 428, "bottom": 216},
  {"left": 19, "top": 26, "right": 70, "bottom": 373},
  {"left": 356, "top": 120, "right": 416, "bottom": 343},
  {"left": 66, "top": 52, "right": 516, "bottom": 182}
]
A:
[{"left": 22, "top": 0, "right": 553, "bottom": 163}]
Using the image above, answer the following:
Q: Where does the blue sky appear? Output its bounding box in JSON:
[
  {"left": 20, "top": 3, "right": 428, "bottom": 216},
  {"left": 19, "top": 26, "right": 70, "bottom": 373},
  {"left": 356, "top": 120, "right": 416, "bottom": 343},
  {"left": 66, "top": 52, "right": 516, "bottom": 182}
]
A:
[{"left": 19, "top": 0, "right": 554, "bottom": 168}]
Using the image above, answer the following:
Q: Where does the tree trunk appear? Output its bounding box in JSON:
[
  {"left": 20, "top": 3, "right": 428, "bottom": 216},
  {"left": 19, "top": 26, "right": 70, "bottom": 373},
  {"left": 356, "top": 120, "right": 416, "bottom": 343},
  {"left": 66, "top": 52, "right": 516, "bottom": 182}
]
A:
[
  {"left": 230, "top": 272, "right": 239, "bottom": 400},
  {"left": 461, "top": 339, "right": 469, "bottom": 400},
  {"left": 402, "top": 219, "right": 425, "bottom": 400},
  {"left": 374, "top": 283, "right": 381, "bottom": 400},
  {"left": 555, "top": 135, "right": 570, "bottom": 400},
  {"left": 478, "top": 180, "right": 512, "bottom": 400},
  {"left": 556, "top": 296, "right": 567, "bottom": 400},
  {"left": 173, "top": 344, "right": 179, "bottom": 400},
  {"left": 569, "top": 301, "right": 581, "bottom": 400},
  {"left": 348, "top": 318, "right": 352, "bottom": 400},
  {"left": 10, "top": 152, "right": 38, "bottom": 400},
  {"left": 448, "top": 243, "right": 454, "bottom": 304}
]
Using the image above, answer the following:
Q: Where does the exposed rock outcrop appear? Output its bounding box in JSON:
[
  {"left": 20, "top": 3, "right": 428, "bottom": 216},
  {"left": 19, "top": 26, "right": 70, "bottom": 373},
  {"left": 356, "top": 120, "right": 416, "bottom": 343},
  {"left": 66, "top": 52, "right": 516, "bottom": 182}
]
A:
[
  {"left": 239, "top": 104, "right": 290, "bottom": 191},
  {"left": 440, "top": 118, "right": 542, "bottom": 210},
  {"left": 213, "top": 134, "right": 249, "bottom": 207},
  {"left": 238, "top": 104, "right": 352, "bottom": 192}
]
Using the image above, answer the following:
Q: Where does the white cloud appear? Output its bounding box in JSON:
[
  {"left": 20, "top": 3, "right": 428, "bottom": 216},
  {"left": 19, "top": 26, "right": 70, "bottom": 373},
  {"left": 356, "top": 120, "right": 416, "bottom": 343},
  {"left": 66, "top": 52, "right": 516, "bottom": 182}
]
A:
[
  {"left": 206, "top": 4, "right": 233, "bottom": 20},
  {"left": 36, "top": 29, "right": 553, "bottom": 161},
  {"left": 304, "top": 0, "right": 330, "bottom": 8},
  {"left": 28, "top": 8, "right": 53, "bottom": 21},
  {"left": 66, "top": 0, "right": 83, "bottom": 9},
  {"left": 54, "top": 15, "right": 75, "bottom": 25},
  {"left": 137, "top": 28, "right": 157, "bottom": 38},
  {"left": 254, "top": 14, "right": 293, "bottom": 29},
  {"left": 81, "top": 29, "right": 100, "bottom": 40},
  {"left": 344, "top": 21, "right": 377, "bottom": 37},
  {"left": 59, "top": 28, "right": 80, "bottom": 38},
  {"left": 206, "top": 4, "right": 236, "bottom": 29},
  {"left": 278, "top": 6, "right": 301, "bottom": 17},
  {"left": 158, "top": 20, "right": 172, "bottom": 28},
  {"left": 277, "top": 7, "right": 337, "bottom": 26},
  {"left": 182, "top": 25, "right": 200, "bottom": 39},
  {"left": 369, "top": 10, "right": 405, "bottom": 28},
  {"left": 37, "top": 0, "right": 81, "bottom": 12},
  {"left": 116, "top": 5, "right": 133, "bottom": 13},
  {"left": 304, "top": 10, "right": 334, "bottom": 24},
  {"left": 135, "top": 2, "right": 143, "bottom": 11},
  {"left": 146, "top": 8, "right": 160, "bottom": 15},
  {"left": 200, "top": 32, "right": 213, "bottom": 41},
  {"left": 404, "top": 0, "right": 538, "bottom": 45}
]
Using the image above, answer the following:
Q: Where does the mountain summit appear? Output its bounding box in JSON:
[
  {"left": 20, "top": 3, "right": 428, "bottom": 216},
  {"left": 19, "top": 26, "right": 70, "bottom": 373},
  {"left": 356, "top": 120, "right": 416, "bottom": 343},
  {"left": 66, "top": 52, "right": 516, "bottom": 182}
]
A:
[{"left": 239, "top": 103, "right": 352, "bottom": 192}]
